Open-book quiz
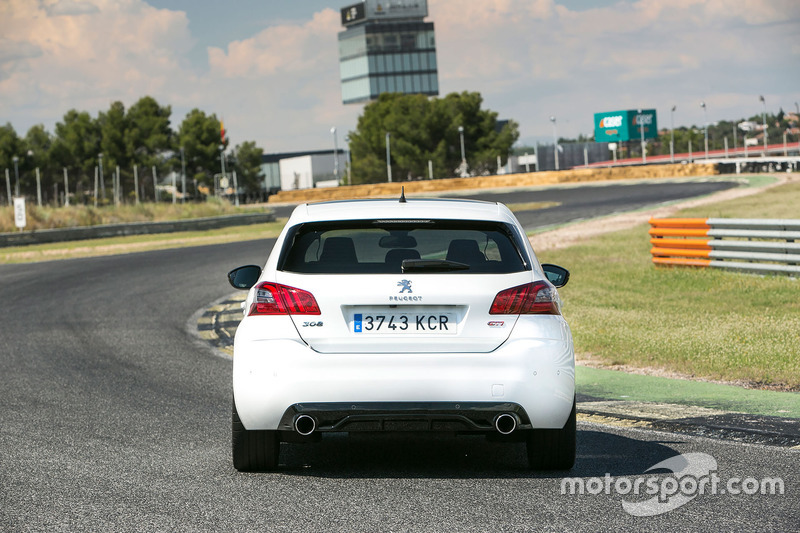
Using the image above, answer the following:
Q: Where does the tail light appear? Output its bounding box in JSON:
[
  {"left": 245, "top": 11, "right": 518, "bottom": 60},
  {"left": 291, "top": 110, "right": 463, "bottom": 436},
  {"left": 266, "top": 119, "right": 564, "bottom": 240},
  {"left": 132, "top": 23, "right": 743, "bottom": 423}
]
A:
[
  {"left": 249, "top": 282, "right": 321, "bottom": 316},
  {"left": 489, "top": 281, "right": 561, "bottom": 315}
]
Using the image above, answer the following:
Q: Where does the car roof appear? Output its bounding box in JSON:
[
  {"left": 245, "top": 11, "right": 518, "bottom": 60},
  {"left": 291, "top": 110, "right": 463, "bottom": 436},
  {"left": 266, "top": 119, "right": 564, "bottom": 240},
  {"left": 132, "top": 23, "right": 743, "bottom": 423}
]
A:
[{"left": 287, "top": 198, "right": 518, "bottom": 225}]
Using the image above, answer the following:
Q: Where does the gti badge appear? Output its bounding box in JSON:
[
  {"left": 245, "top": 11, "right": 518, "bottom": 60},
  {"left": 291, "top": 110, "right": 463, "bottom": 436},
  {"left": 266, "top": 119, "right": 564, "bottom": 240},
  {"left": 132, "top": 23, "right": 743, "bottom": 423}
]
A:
[{"left": 397, "top": 279, "right": 413, "bottom": 293}]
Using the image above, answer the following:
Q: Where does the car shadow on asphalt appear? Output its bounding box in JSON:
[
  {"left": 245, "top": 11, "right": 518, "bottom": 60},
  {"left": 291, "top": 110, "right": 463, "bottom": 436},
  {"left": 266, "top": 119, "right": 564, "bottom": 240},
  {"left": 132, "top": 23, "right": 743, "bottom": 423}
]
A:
[{"left": 272, "top": 428, "right": 683, "bottom": 479}]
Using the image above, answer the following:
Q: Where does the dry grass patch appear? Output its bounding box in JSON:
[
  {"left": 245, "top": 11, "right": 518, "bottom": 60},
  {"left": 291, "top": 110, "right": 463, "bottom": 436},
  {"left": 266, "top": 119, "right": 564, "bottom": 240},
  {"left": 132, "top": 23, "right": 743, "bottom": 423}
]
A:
[{"left": 0, "top": 199, "right": 268, "bottom": 233}]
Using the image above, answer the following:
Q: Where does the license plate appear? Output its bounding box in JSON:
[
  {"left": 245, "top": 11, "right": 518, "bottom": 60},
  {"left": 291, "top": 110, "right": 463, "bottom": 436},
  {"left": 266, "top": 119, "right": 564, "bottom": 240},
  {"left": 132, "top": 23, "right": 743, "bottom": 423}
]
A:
[{"left": 353, "top": 313, "right": 456, "bottom": 334}]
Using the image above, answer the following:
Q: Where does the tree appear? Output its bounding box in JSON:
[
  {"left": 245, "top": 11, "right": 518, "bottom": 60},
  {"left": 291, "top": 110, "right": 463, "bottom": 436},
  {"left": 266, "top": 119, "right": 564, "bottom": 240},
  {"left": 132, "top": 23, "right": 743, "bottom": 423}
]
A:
[
  {"left": 348, "top": 92, "right": 519, "bottom": 184},
  {"left": 177, "top": 109, "right": 227, "bottom": 193},
  {"left": 231, "top": 141, "right": 264, "bottom": 199},
  {"left": 674, "top": 127, "right": 705, "bottom": 156},
  {"left": 97, "top": 101, "right": 134, "bottom": 202},
  {"left": 99, "top": 101, "right": 129, "bottom": 171},
  {"left": 22, "top": 125, "right": 55, "bottom": 200},
  {"left": 125, "top": 96, "right": 173, "bottom": 169},
  {"left": 24, "top": 125, "right": 53, "bottom": 165},
  {"left": 437, "top": 91, "right": 519, "bottom": 176},
  {"left": 2, "top": 97, "right": 261, "bottom": 204},
  {"left": 0, "top": 123, "right": 24, "bottom": 199},
  {"left": 50, "top": 110, "right": 101, "bottom": 197}
]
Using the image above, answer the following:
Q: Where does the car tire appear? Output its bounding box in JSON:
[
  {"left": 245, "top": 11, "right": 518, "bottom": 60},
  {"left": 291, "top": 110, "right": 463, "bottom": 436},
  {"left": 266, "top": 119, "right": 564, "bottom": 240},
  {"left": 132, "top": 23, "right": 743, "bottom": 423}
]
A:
[
  {"left": 232, "top": 399, "right": 280, "bottom": 472},
  {"left": 526, "top": 397, "right": 576, "bottom": 470}
]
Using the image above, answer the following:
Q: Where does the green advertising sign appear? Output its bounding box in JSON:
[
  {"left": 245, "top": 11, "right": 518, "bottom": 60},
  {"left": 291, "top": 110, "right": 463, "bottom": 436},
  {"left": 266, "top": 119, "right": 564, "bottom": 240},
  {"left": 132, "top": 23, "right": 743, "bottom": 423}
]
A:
[{"left": 594, "top": 109, "right": 658, "bottom": 143}]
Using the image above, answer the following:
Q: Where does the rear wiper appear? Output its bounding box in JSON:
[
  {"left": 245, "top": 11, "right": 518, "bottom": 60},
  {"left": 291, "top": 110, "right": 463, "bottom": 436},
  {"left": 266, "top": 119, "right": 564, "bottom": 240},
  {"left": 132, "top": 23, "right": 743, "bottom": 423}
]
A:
[{"left": 401, "top": 259, "right": 470, "bottom": 272}]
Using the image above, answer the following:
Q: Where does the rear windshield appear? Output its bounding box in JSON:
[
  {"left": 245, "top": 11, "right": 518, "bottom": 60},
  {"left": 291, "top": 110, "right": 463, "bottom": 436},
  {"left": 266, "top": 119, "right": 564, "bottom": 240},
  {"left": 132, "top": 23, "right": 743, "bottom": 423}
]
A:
[{"left": 278, "top": 219, "right": 530, "bottom": 274}]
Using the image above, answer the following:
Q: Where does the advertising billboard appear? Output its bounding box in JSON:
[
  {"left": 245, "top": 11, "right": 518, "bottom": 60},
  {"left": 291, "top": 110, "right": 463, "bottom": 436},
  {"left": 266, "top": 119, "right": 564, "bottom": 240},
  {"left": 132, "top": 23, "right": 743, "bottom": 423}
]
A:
[
  {"left": 341, "top": 0, "right": 428, "bottom": 23},
  {"left": 594, "top": 109, "right": 658, "bottom": 143},
  {"left": 368, "top": 0, "right": 428, "bottom": 19},
  {"left": 341, "top": 3, "right": 367, "bottom": 25}
]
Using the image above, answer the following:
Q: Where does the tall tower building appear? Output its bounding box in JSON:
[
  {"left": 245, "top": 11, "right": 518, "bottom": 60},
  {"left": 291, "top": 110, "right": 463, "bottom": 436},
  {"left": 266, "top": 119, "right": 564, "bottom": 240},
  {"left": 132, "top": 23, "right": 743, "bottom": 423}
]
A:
[{"left": 338, "top": 0, "right": 439, "bottom": 104}]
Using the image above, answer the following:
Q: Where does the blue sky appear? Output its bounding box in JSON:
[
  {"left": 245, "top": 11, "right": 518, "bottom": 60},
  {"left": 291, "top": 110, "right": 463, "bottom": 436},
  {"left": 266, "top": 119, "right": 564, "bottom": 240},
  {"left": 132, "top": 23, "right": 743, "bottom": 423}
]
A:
[{"left": 1, "top": 0, "right": 798, "bottom": 153}]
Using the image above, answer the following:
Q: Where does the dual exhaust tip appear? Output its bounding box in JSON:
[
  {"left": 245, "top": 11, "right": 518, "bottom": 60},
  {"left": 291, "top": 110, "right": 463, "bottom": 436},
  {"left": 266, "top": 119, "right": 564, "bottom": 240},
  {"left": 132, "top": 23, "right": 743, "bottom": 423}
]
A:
[
  {"left": 293, "top": 414, "right": 317, "bottom": 436},
  {"left": 494, "top": 413, "right": 519, "bottom": 435},
  {"left": 293, "top": 413, "right": 519, "bottom": 435}
]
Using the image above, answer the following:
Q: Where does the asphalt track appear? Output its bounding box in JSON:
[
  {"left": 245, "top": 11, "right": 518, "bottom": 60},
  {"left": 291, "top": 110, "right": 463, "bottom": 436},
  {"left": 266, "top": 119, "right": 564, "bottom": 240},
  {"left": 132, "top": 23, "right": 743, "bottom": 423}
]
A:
[
  {"left": 2, "top": 179, "right": 798, "bottom": 531},
  {"left": 267, "top": 177, "right": 740, "bottom": 224}
]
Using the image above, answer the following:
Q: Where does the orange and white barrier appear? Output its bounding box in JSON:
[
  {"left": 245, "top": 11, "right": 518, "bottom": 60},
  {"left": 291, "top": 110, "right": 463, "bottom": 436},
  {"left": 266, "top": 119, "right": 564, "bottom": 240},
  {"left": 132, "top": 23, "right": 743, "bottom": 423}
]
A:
[{"left": 649, "top": 218, "right": 800, "bottom": 275}]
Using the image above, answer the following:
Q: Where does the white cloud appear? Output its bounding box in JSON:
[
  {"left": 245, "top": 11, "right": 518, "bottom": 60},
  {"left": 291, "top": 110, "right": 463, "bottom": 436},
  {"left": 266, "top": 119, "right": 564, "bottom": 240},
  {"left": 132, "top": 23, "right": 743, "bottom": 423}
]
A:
[
  {"left": 0, "top": 0, "right": 797, "bottom": 151},
  {"left": 204, "top": 9, "right": 362, "bottom": 152},
  {"left": 430, "top": 0, "right": 800, "bottom": 140},
  {"left": 208, "top": 10, "right": 339, "bottom": 78},
  {"left": 0, "top": 0, "right": 193, "bottom": 129}
]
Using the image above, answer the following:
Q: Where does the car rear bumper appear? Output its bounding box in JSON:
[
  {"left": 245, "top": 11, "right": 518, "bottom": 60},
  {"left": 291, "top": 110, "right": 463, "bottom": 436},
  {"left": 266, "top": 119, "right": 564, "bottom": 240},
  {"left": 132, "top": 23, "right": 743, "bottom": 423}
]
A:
[
  {"left": 277, "top": 401, "right": 534, "bottom": 433},
  {"left": 232, "top": 332, "right": 575, "bottom": 431}
]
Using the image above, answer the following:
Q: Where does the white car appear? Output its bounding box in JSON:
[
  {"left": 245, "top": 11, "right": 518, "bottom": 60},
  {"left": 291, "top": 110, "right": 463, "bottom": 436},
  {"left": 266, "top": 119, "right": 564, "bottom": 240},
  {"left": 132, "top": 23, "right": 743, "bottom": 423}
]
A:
[{"left": 227, "top": 194, "right": 575, "bottom": 471}]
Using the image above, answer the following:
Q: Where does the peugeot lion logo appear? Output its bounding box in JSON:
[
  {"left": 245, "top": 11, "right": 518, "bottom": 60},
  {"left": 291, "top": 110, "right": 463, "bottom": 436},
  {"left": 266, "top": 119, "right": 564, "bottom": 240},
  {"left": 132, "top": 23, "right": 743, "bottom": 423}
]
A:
[{"left": 397, "top": 280, "right": 413, "bottom": 293}]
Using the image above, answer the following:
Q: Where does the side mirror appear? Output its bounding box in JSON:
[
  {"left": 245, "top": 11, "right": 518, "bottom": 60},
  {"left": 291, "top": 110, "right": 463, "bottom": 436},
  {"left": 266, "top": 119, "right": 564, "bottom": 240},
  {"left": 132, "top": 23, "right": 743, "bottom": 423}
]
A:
[
  {"left": 228, "top": 265, "right": 262, "bottom": 290},
  {"left": 541, "top": 263, "right": 570, "bottom": 288}
]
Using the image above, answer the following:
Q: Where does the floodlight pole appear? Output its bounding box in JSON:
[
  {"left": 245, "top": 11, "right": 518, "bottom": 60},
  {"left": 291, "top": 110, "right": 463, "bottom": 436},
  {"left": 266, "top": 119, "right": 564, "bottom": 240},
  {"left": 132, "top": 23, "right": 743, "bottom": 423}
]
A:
[
  {"left": 331, "top": 127, "right": 339, "bottom": 181},
  {"left": 35, "top": 167, "right": 41, "bottom": 206},
  {"left": 549, "top": 116, "right": 559, "bottom": 171},
  {"left": 637, "top": 109, "right": 646, "bottom": 164},
  {"left": 670, "top": 105, "right": 676, "bottom": 163},
  {"left": 63, "top": 167, "right": 70, "bottom": 206},
  {"left": 385, "top": 132, "right": 392, "bottom": 183},
  {"left": 12, "top": 156, "right": 19, "bottom": 196},
  {"left": 759, "top": 95, "right": 767, "bottom": 155},
  {"left": 458, "top": 125, "right": 466, "bottom": 176},
  {"left": 701, "top": 101, "right": 708, "bottom": 159},
  {"left": 98, "top": 153, "right": 105, "bottom": 200},
  {"left": 218, "top": 145, "right": 226, "bottom": 196},
  {"left": 180, "top": 146, "right": 186, "bottom": 203},
  {"left": 344, "top": 136, "right": 352, "bottom": 185},
  {"left": 6, "top": 168, "right": 12, "bottom": 205}
]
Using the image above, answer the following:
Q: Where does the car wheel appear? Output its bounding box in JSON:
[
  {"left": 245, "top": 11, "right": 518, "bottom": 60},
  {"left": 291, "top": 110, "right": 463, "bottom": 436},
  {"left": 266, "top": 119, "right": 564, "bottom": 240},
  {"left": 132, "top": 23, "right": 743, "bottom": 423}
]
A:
[
  {"left": 232, "top": 399, "right": 280, "bottom": 472},
  {"left": 526, "top": 397, "right": 576, "bottom": 470}
]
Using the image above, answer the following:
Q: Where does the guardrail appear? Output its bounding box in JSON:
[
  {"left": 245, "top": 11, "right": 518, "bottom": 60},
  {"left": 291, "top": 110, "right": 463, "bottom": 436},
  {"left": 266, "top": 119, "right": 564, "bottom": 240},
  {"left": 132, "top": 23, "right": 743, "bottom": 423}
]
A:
[
  {"left": 0, "top": 212, "right": 276, "bottom": 248},
  {"left": 649, "top": 218, "right": 800, "bottom": 276}
]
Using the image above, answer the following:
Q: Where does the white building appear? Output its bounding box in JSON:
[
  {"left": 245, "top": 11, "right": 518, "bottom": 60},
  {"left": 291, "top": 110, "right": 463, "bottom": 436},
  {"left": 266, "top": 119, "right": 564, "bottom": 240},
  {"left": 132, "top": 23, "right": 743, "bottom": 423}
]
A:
[{"left": 279, "top": 152, "right": 348, "bottom": 191}]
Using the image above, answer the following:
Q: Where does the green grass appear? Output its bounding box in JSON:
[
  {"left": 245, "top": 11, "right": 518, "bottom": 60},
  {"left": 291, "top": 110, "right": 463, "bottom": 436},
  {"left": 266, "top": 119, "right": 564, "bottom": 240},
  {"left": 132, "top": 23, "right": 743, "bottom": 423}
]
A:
[
  {"left": 542, "top": 179, "right": 800, "bottom": 389},
  {"left": 675, "top": 178, "right": 800, "bottom": 219},
  {"left": 578, "top": 366, "right": 800, "bottom": 417}
]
